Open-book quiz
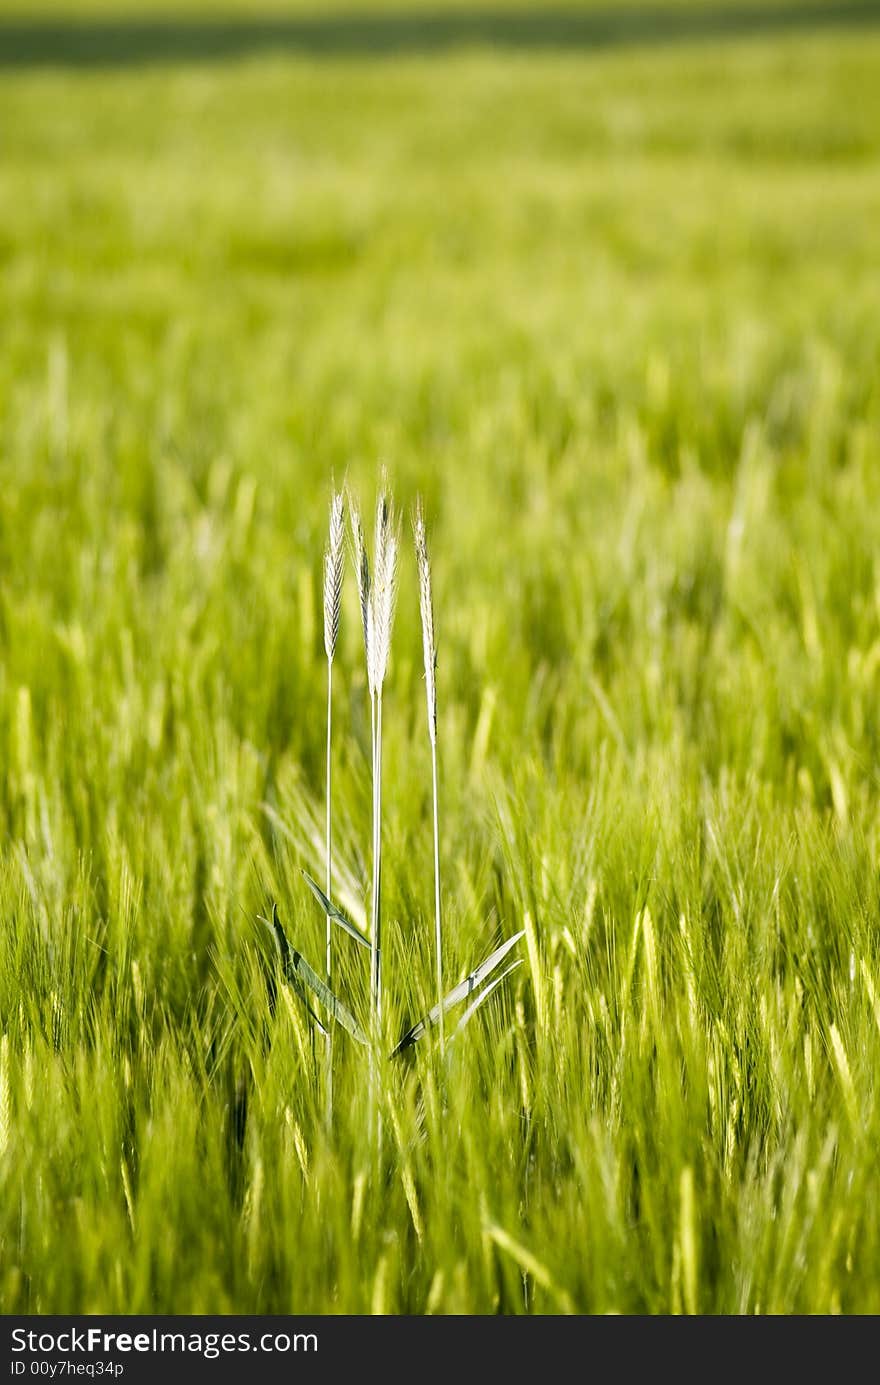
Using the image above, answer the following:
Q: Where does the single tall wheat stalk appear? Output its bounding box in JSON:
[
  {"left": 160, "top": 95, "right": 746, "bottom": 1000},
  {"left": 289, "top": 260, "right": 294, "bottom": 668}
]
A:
[
  {"left": 368, "top": 482, "right": 399, "bottom": 1032},
  {"left": 322, "top": 488, "right": 345, "bottom": 1125},
  {"left": 351, "top": 502, "right": 375, "bottom": 994},
  {"left": 414, "top": 501, "right": 443, "bottom": 1053},
  {"left": 351, "top": 484, "right": 398, "bottom": 1150}
]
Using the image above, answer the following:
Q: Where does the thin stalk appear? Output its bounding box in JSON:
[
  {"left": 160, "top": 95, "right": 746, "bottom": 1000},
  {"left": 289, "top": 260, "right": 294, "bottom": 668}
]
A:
[
  {"left": 374, "top": 693, "right": 384, "bottom": 1159},
  {"left": 369, "top": 692, "right": 377, "bottom": 1021},
  {"left": 369, "top": 689, "right": 382, "bottom": 1153},
  {"left": 371, "top": 692, "right": 376, "bottom": 1135},
  {"left": 373, "top": 693, "right": 383, "bottom": 1029},
  {"left": 324, "top": 660, "right": 333, "bottom": 1127},
  {"left": 431, "top": 739, "right": 443, "bottom": 1054},
  {"left": 358, "top": 476, "right": 397, "bottom": 1155},
  {"left": 414, "top": 500, "right": 441, "bottom": 1054},
  {"left": 322, "top": 487, "right": 344, "bottom": 1129}
]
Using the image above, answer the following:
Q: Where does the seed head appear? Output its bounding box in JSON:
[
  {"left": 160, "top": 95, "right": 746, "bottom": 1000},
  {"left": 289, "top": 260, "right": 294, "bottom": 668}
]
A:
[
  {"left": 350, "top": 498, "right": 372, "bottom": 674},
  {"left": 323, "top": 490, "right": 345, "bottom": 662},
  {"left": 370, "top": 484, "right": 399, "bottom": 698}
]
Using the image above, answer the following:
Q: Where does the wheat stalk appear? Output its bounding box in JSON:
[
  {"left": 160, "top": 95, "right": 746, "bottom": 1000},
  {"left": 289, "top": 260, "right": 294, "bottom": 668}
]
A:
[
  {"left": 414, "top": 500, "right": 443, "bottom": 1052},
  {"left": 322, "top": 487, "right": 345, "bottom": 1126},
  {"left": 350, "top": 479, "right": 399, "bottom": 1153},
  {"left": 369, "top": 479, "right": 399, "bottom": 1032},
  {"left": 350, "top": 495, "right": 376, "bottom": 987}
]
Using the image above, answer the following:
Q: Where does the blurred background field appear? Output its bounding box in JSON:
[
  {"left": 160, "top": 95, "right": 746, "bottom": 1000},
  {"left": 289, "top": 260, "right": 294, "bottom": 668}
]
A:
[
  {"left": 5, "top": 0, "right": 870, "bottom": 14},
  {"left": 2, "top": 0, "right": 880, "bottom": 1313}
]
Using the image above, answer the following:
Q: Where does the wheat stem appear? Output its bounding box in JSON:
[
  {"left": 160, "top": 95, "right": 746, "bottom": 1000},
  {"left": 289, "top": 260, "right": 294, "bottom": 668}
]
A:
[
  {"left": 324, "top": 660, "right": 333, "bottom": 1126},
  {"left": 322, "top": 488, "right": 344, "bottom": 1129},
  {"left": 372, "top": 692, "right": 383, "bottom": 1029},
  {"left": 369, "top": 481, "right": 398, "bottom": 1035},
  {"left": 369, "top": 687, "right": 378, "bottom": 1019},
  {"left": 353, "top": 479, "right": 397, "bottom": 1148},
  {"left": 415, "top": 501, "right": 443, "bottom": 1052},
  {"left": 430, "top": 738, "right": 443, "bottom": 1054},
  {"left": 368, "top": 688, "right": 378, "bottom": 1143}
]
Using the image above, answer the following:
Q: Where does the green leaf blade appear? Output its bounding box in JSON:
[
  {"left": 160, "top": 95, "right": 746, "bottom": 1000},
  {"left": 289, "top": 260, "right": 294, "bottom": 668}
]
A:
[
  {"left": 261, "top": 905, "right": 367, "bottom": 1046},
  {"left": 301, "top": 870, "right": 371, "bottom": 950},
  {"left": 450, "top": 959, "right": 522, "bottom": 1043},
  {"left": 392, "top": 929, "right": 524, "bottom": 1056}
]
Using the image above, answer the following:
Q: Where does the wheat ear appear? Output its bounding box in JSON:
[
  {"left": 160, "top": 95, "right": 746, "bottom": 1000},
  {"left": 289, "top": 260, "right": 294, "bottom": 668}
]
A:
[
  {"left": 414, "top": 500, "right": 443, "bottom": 1052},
  {"left": 322, "top": 488, "right": 345, "bottom": 1126},
  {"left": 350, "top": 499, "right": 372, "bottom": 674}
]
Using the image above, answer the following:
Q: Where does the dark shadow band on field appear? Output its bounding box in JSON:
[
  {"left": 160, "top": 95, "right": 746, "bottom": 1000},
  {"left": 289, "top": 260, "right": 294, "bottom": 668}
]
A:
[{"left": 1, "top": 1, "right": 879, "bottom": 69}]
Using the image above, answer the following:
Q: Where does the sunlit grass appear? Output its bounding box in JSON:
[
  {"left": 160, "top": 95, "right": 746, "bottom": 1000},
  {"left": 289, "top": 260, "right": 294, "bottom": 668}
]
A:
[{"left": 1, "top": 11, "right": 880, "bottom": 1313}]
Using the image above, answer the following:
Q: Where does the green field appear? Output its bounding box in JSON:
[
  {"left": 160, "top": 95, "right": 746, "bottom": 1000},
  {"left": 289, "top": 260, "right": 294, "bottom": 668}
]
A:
[{"left": 2, "top": 2, "right": 880, "bottom": 1314}]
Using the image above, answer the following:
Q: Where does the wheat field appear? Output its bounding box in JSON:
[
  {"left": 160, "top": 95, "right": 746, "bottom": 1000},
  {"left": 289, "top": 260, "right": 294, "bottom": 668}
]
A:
[{"left": 2, "top": 0, "right": 880, "bottom": 1313}]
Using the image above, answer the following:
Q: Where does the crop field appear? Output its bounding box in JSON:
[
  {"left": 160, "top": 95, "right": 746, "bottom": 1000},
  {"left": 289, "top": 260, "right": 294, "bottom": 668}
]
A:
[{"left": 2, "top": 0, "right": 880, "bottom": 1315}]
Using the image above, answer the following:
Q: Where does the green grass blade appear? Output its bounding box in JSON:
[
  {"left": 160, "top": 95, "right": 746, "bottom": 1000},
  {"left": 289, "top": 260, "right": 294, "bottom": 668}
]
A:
[
  {"left": 301, "top": 869, "right": 371, "bottom": 950},
  {"left": 287, "top": 947, "right": 368, "bottom": 1047},
  {"left": 260, "top": 911, "right": 329, "bottom": 1037},
  {"left": 449, "top": 959, "right": 522, "bottom": 1043},
  {"left": 262, "top": 906, "right": 367, "bottom": 1046},
  {"left": 392, "top": 929, "right": 524, "bottom": 1055}
]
